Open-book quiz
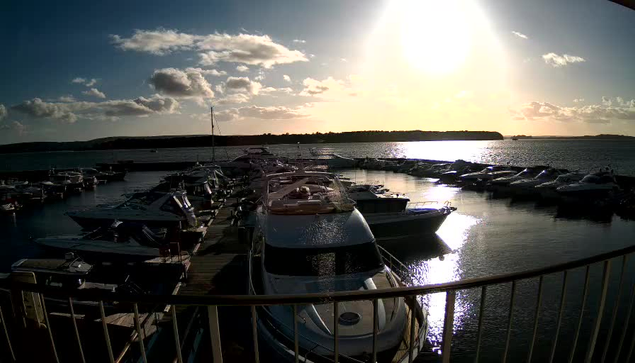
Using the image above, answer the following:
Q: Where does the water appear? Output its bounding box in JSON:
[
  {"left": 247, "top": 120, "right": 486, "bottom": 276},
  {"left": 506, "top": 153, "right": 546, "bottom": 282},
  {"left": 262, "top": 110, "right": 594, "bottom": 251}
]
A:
[
  {"left": 2, "top": 139, "right": 635, "bottom": 175},
  {"left": 2, "top": 140, "right": 635, "bottom": 361}
]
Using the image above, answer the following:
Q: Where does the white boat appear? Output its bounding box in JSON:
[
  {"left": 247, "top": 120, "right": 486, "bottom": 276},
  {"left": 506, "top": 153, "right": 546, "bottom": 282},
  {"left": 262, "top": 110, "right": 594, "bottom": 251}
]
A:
[
  {"left": 325, "top": 153, "right": 357, "bottom": 169},
  {"left": 50, "top": 171, "right": 84, "bottom": 193},
  {"left": 488, "top": 166, "right": 546, "bottom": 191},
  {"left": 0, "top": 185, "right": 20, "bottom": 212},
  {"left": 459, "top": 165, "right": 515, "bottom": 182},
  {"left": 34, "top": 222, "right": 188, "bottom": 262},
  {"left": 557, "top": 170, "right": 621, "bottom": 200},
  {"left": 66, "top": 190, "right": 197, "bottom": 230},
  {"left": 507, "top": 168, "right": 562, "bottom": 196},
  {"left": 348, "top": 184, "right": 454, "bottom": 240},
  {"left": 534, "top": 172, "right": 586, "bottom": 199},
  {"left": 249, "top": 171, "right": 428, "bottom": 362}
]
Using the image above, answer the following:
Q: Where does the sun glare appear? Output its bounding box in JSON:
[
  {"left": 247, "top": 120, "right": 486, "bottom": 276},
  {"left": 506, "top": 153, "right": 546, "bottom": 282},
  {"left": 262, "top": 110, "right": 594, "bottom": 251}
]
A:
[{"left": 396, "top": 0, "right": 475, "bottom": 75}]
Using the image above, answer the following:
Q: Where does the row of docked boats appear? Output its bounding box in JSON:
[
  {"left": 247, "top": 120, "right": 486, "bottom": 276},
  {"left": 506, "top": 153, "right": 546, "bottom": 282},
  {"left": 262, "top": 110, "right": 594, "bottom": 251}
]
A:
[{"left": 0, "top": 167, "right": 126, "bottom": 212}]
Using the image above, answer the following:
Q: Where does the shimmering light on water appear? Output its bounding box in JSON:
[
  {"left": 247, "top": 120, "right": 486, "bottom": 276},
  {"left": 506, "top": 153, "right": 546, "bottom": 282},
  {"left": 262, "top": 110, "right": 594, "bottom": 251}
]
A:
[{"left": 397, "top": 140, "right": 491, "bottom": 162}]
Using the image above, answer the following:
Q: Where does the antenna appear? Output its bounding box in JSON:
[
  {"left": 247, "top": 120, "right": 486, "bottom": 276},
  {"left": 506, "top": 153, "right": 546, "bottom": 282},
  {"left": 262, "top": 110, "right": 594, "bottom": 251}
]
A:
[{"left": 211, "top": 106, "right": 215, "bottom": 162}]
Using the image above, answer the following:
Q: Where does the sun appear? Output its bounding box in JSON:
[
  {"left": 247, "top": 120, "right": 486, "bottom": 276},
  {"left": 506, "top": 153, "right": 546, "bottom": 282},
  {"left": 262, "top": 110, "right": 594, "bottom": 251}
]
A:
[{"left": 397, "top": 0, "right": 474, "bottom": 75}]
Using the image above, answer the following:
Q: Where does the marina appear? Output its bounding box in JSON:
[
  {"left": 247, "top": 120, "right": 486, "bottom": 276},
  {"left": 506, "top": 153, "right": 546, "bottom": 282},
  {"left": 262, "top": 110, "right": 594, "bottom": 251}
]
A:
[{"left": 1, "top": 142, "right": 635, "bottom": 362}]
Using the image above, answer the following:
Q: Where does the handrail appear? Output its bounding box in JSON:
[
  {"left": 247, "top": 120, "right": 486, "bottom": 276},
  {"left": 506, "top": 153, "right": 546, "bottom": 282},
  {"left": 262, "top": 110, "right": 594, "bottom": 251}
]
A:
[{"left": 3, "top": 243, "right": 635, "bottom": 306}]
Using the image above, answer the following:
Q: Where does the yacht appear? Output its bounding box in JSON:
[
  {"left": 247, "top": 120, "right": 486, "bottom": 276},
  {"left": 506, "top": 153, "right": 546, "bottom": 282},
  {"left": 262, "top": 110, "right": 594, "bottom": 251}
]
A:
[
  {"left": 325, "top": 153, "right": 357, "bottom": 169},
  {"left": 0, "top": 185, "right": 20, "bottom": 212},
  {"left": 249, "top": 171, "right": 428, "bottom": 362},
  {"left": 34, "top": 221, "right": 188, "bottom": 262},
  {"left": 348, "top": 184, "right": 455, "bottom": 240},
  {"left": 487, "top": 166, "right": 546, "bottom": 191},
  {"left": 66, "top": 190, "right": 197, "bottom": 230},
  {"left": 557, "top": 170, "right": 621, "bottom": 199},
  {"left": 50, "top": 171, "right": 84, "bottom": 193},
  {"left": 507, "top": 168, "right": 562, "bottom": 196},
  {"left": 459, "top": 165, "right": 516, "bottom": 183},
  {"left": 534, "top": 172, "right": 586, "bottom": 199}
]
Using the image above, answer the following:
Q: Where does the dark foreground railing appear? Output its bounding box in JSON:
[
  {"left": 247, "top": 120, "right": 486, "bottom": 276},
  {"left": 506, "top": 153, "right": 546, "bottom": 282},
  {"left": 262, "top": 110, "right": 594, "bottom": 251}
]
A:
[{"left": 2, "top": 243, "right": 635, "bottom": 363}]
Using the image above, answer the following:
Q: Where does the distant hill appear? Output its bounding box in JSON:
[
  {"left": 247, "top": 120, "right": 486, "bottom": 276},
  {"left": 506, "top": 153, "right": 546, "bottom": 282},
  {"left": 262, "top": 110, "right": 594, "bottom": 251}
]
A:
[
  {"left": 526, "top": 134, "right": 635, "bottom": 140},
  {"left": 0, "top": 130, "right": 504, "bottom": 154}
]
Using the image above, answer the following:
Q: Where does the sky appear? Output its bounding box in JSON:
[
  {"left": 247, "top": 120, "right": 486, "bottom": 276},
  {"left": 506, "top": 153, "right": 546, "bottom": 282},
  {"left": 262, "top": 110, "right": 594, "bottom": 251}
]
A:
[{"left": 1, "top": 0, "right": 634, "bottom": 144}]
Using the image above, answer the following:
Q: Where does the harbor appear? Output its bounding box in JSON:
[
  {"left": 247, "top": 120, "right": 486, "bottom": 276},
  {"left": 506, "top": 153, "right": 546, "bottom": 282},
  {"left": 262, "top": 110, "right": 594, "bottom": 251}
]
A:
[{"left": 1, "top": 144, "right": 635, "bottom": 362}]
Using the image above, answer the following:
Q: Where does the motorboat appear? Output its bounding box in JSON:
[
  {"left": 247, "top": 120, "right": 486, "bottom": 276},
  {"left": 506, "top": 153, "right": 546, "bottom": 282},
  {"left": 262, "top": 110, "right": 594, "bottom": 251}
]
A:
[
  {"left": 249, "top": 171, "right": 428, "bottom": 362},
  {"left": 557, "top": 170, "right": 621, "bottom": 200},
  {"left": 156, "top": 172, "right": 216, "bottom": 211},
  {"left": 217, "top": 147, "right": 283, "bottom": 174},
  {"left": 34, "top": 221, "right": 188, "bottom": 262},
  {"left": 459, "top": 165, "right": 516, "bottom": 183},
  {"left": 507, "top": 168, "right": 562, "bottom": 196},
  {"left": 487, "top": 166, "right": 547, "bottom": 191},
  {"left": 49, "top": 171, "right": 84, "bottom": 193},
  {"left": 534, "top": 172, "right": 586, "bottom": 200},
  {"left": 325, "top": 153, "right": 357, "bottom": 169},
  {"left": 78, "top": 168, "right": 106, "bottom": 189},
  {"left": 0, "top": 185, "right": 20, "bottom": 212},
  {"left": 348, "top": 184, "right": 455, "bottom": 240},
  {"left": 66, "top": 190, "right": 198, "bottom": 230}
]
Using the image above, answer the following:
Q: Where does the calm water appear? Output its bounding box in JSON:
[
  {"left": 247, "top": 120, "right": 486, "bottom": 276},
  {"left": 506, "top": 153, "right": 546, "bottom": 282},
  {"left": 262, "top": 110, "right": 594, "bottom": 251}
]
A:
[
  {"left": 2, "top": 139, "right": 635, "bottom": 175},
  {"left": 2, "top": 140, "right": 635, "bottom": 361}
]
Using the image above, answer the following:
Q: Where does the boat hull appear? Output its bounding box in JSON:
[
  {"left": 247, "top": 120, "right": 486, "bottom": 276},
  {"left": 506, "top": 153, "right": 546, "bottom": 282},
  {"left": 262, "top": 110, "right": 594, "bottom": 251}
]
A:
[
  {"left": 68, "top": 215, "right": 184, "bottom": 230},
  {"left": 363, "top": 211, "right": 450, "bottom": 240}
]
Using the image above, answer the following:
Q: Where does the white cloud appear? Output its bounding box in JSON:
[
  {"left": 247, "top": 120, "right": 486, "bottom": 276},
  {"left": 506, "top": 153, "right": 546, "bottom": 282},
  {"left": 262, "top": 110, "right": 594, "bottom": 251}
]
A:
[
  {"left": 71, "top": 77, "right": 86, "bottom": 84},
  {"left": 283, "top": 75, "right": 291, "bottom": 83},
  {"left": 111, "top": 29, "right": 308, "bottom": 68},
  {"left": 216, "top": 105, "right": 309, "bottom": 122},
  {"left": 573, "top": 98, "right": 584, "bottom": 103},
  {"left": 0, "top": 121, "right": 26, "bottom": 135},
  {"left": 184, "top": 67, "right": 226, "bottom": 76},
  {"left": 300, "top": 77, "right": 346, "bottom": 96},
  {"left": 512, "top": 97, "right": 635, "bottom": 124},
  {"left": 110, "top": 29, "right": 197, "bottom": 55},
  {"left": 224, "top": 76, "right": 262, "bottom": 95},
  {"left": 511, "top": 31, "right": 528, "bottom": 39},
  {"left": 149, "top": 68, "right": 215, "bottom": 102},
  {"left": 72, "top": 77, "right": 98, "bottom": 87},
  {"left": 82, "top": 88, "right": 106, "bottom": 99},
  {"left": 58, "top": 95, "right": 76, "bottom": 102},
  {"left": 216, "top": 93, "right": 251, "bottom": 105},
  {"left": 293, "top": 39, "right": 306, "bottom": 44},
  {"left": 542, "top": 53, "right": 586, "bottom": 67},
  {"left": 11, "top": 95, "right": 180, "bottom": 123},
  {"left": 85, "top": 79, "right": 98, "bottom": 87},
  {"left": 0, "top": 104, "right": 7, "bottom": 121},
  {"left": 236, "top": 65, "right": 249, "bottom": 72},
  {"left": 260, "top": 87, "right": 293, "bottom": 96}
]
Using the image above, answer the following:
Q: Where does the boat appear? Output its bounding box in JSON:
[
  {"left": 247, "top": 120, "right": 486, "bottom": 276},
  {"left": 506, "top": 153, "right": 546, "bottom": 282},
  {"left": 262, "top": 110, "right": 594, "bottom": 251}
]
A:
[
  {"left": 557, "top": 170, "right": 621, "bottom": 200},
  {"left": 66, "top": 190, "right": 198, "bottom": 230},
  {"left": 325, "top": 153, "right": 357, "bottom": 169},
  {"left": 507, "top": 168, "right": 562, "bottom": 196},
  {"left": 49, "top": 171, "right": 84, "bottom": 193},
  {"left": 459, "top": 165, "right": 516, "bottom": 183},
  {"left": 249, "top": 171, "right": 428, "bottom": 362},
  {"left": 487, "top": 166, "right": 547, "bottom": 192},
  {"left": 348, "top": 184, "right": 455, "bottom": 240},
  {"left": 0, "top": 185, "right": 20, "bottom": 212},
  {"left": 534, "top": 172, "right": 586, "bottom": 200},
  {"left": 34, "top": 221, "right": 189, "bottom": 262}
]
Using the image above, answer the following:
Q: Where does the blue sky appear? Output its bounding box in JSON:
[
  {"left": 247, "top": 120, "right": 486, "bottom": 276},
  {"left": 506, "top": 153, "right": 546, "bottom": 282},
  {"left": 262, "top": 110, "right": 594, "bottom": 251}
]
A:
[{"left": 1, "top": 0, "right": 634, "bottom": 144}]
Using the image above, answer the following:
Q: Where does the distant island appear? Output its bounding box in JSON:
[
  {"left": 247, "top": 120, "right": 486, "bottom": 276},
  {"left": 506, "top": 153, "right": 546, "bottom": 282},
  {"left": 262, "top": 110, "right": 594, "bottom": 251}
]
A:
[
  {"left": 0, "top": 130, "right": 503, "bottom": 154},
  {"left": 505, "top": 134, "right": 635, "bottom": 140}
]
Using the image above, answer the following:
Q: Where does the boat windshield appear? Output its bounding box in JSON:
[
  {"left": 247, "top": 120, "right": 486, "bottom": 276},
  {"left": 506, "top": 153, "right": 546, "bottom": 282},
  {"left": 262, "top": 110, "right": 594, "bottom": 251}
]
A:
[{"left": 264, "top": 243, "right": 384, "bottom": 276}]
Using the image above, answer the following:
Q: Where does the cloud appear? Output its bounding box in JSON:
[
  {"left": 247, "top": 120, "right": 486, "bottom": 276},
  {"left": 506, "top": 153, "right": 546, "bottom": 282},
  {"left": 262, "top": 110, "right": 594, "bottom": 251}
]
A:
[
  {"left": 72, "top": 78, "right": 86, "bottom": 84},
  {"left": 216, "top": 93, "right": 251, "bottom": 105},
  {"left": 512, "top": 97, "right": 635, "bottom": 124},
  {"left": 72, "top": 77, "right": 98, "bottom": 87},
  {"left": 293, "top": 39, "right": 306, "bottom": 44},
  {"left": 300, "top": 77, "right": 345, "bottom": 96},
  {"left": 82, "top": 88, "right": 106, "bottom": 99},
  {"left": 260, "top": 87, "right": 293, "bottom": 96},
  {"left": 224, "top": 76, "right": 262, "bottom": 95},
  {"left": 58, "top": 96, "right": 76, "bottom": 102},
  {"left": 542, "top": 53, "right": 585, "bottom": 67},
  {"left": 283, "top": 75, "right": 291, "bottom": 83},
  {"left": 0, "top": 121, "right": 26, "bottom": 135},
  {"left": 11, "top": 95, "right": 180, "bottom": 123},
  {"left": 573, "top": 98, "right": 584, "bottom": 103},
  {"left": 110, "top": 29, "right": 197, "bottom": 55},
  {"left": 149, "top": 68, "right": 215, "bottom": 101},
  {"left": 85, "top": 79, "right": 98, "bottom": 87},
  {"left": 111, "top": 29, "right": 308, "bottom": 68},
  {"left": 0, "top": 104, "right": 6, "bottom": 121},
  {"left": 184, "top": 67, "right": 226, "bottom": 76},
  {"left": 216, "top": 105, "right": 309, "bottom": 122},
  {"left": 511, "top": 31, "right": 528, "bottom": 39},
  {"left": 236, "top": 65, "right": 249, "bottom": 72}
]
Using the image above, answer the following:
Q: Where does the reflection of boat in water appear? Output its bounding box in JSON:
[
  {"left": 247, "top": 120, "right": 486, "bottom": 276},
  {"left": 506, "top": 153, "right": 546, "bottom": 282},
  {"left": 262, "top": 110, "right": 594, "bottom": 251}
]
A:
[
  {"left": 249, "top": 171, "right": 428, "bottom": 363},
  {"left": 348, "top": 184, "right": 455, "bottom": 241}
]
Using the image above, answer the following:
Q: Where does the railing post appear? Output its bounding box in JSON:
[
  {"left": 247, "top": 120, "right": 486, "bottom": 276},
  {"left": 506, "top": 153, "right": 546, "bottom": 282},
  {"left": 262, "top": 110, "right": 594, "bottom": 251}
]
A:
[
  {"left": 372, "top": 298, "right": 378, "bottom": 363},
  {"left": 171, "top": 306, "right": 183, "bottom": 363},
  {"left": 503, "top": 281, "right": 517, "bottom": 363},
  {"left": 99, "top": 301, "right": 115, "bottom": 363},
  {"left": 585, "top": 260, "right": 611, "bottom": 363},
  {"left": 602, "top": 255, "right": 628, "bottom": 363},
  {"left": 68, "top": 298, "right": 86, "bottom": 363},
  {"left": 569, "top": 266, "right": 591, "bottom": 363},
  {"left": 408, "top": 297, "right": 416, "bottom": 363},
  {"left": 549, "top": 271, "right": 569, "bottom": 363},
  {"left": 442, "top": 290, "right": 456, "bottom": 363},
  {"left": 40, "top": 298, "right": 59, "bottom": 363},
  {"left": 475, "top": 286, "right": 487, "bottom": 363},
  {"left": 528, "top": 276, "right": 544, "bottom": 363},
  {"left": 613, "top": 274, "right": 635, "bottom": 363},
  {"left": 0, "top": 306, "right": 16, "bottom": 362},
  {"left": 333, "top": 302, "right": 339, "bottom": 363},
  {"left": 133, "top": 304, "right": 147, "bottom": 363},
  {"left": 207, "top": 305, "right": 223, "bottom": 363},
  {"left": 293, "top": 305, "right": 300, "bottom": 363},
  {"left": 251, "top": 306, "right": 260, "bottom": 363}
]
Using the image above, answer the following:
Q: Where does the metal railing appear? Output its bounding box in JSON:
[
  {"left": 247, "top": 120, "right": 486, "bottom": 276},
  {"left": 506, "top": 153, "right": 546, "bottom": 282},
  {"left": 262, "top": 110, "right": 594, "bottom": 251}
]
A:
[{"left": 2, "top": 243, "right": 635, "bottom": 362}]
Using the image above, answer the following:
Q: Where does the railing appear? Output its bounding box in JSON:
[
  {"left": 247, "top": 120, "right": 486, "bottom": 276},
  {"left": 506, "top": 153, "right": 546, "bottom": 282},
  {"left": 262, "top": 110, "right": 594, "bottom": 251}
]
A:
[{"left": 2, "top": 243, "right": 635, "bottom": 362}]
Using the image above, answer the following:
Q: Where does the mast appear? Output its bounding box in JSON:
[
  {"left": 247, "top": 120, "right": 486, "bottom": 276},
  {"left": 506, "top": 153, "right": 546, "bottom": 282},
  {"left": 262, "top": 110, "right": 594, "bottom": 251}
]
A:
[{"left": 211, "top": 106, "right": 215, "bottom": 162}]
